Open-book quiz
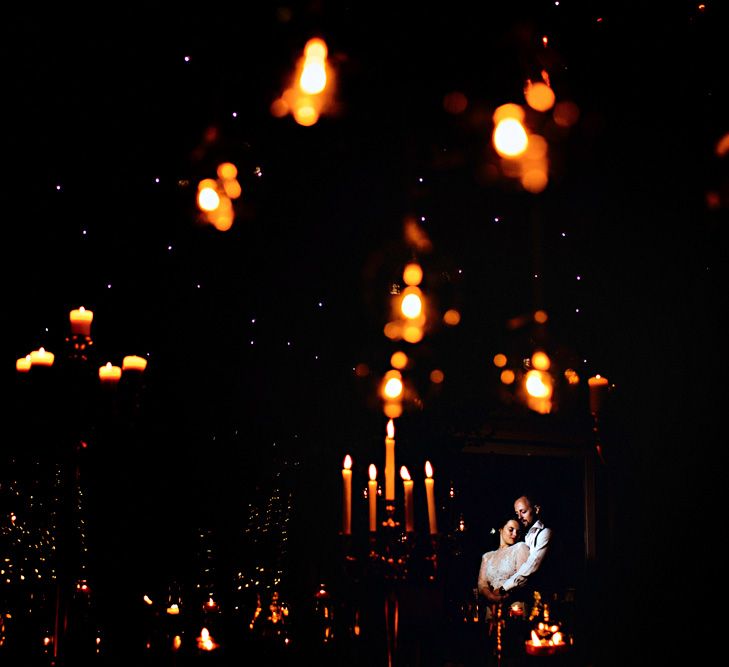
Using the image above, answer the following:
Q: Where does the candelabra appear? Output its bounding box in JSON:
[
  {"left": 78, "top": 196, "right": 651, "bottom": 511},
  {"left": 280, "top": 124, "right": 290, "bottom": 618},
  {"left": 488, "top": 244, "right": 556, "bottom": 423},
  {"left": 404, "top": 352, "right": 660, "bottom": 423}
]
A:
[
  {"left": 11, "top": 307, "right": 148, "bottom": 665},
  {"left": 338, "top": 500, "right": 445, "bottom": 667}
]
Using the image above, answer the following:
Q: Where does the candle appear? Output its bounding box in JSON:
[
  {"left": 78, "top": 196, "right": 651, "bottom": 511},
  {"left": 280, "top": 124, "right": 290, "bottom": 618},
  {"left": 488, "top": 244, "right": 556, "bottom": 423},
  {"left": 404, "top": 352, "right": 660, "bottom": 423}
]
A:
[
  {"left": 69, "top": 306, "right": 94, "bottom": 336},
  {"left": 368, "top": 464, "right": 377, "bottom": 532},
  {"left": 29, "top": 348, "right": 54, "bottom": 367},
  {"left": 385, "top": 419, "right": 395, "bottom": 501},
  {"left": 424, "top": 460, "right": 438, "bottom": 535},
  {"left": 342, "top": 455, "right": 352, "bottom": 535},
  {"left": 99, "top": 362, "right": 122, "bottom": 383},
  {"left": 588, "top": 375, "right": 609, "bottom": 414},
  {"left": 16, "top": 355, "right": 31, "bottom": 373},
  {"left": 122, "top": 355, "right": 148, "bottom": 372},
  {"left": 400, "top": 466, "right": 414, "bottom": 532}
]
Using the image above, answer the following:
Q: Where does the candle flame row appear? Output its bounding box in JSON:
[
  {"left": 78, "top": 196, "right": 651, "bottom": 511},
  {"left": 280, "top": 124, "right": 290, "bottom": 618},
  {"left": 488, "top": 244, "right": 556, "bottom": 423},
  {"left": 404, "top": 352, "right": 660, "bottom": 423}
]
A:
[
  {"left": 343, "top": 448, "right": 437, "bottom": 534},
  {"left": 15, "top": 307, "right": 148, "bottom": 380}
]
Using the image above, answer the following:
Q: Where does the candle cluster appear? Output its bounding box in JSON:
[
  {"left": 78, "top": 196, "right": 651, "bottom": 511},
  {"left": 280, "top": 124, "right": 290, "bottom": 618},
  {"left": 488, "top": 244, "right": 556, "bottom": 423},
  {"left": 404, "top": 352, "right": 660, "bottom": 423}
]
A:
[{"left": 341, "top": 420, "right": 438, "bottom": 535}]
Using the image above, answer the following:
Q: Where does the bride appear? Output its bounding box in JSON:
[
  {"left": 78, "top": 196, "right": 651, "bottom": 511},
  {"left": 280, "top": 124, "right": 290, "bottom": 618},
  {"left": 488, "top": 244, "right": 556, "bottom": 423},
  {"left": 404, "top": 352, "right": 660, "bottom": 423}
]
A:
[{"left": 477, "top": 516, "right": 529, "bottom": 599}]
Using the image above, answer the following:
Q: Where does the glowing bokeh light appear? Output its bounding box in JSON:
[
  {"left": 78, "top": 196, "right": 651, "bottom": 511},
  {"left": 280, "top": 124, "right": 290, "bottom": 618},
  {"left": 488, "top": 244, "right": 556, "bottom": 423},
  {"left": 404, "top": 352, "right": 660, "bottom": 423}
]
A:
[
  {"left": 403, "top": 262, "right": 423, "bottom": 286},
  {"left": 493, "top": 353, "right": 507, "bottom": 368},
  {"left": 500, "top": 369, "right": 515, "bottom": 384},
  {"left": 443, "top": 309, "right": 461, "bottom": 325},
  {"left": 430, "top": 369, "right": 444, "bottom": 384},
  {"left": 531, "top": 351, "right": 551, "bottom": 371},
  {"left": 401, "top": 292, "right": 423, "bottom": 319},
  {"left": 525, "top": 81, "right": 556, "bottom": 112},
  {"left": 525, "top": 369, "right": 552, "bottom": 398},
  {"left": 493, "top": 118, "right": 529, "bottom": 157},
  {"left": 390, "top": 351, "right": 408, "bottom": 369}
]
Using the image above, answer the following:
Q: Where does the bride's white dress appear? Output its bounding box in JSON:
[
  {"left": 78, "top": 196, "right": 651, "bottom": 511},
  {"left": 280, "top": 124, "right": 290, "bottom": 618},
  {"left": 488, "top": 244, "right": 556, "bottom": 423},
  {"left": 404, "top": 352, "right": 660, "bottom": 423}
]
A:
[{"left": 478, "top": 542, "right": 530, "bottom": 591}]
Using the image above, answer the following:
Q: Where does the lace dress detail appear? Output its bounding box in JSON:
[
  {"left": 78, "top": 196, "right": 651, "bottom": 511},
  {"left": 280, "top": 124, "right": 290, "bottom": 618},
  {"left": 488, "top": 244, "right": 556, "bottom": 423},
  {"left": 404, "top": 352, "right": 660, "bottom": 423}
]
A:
[{"left": 478, "top": 542, "right": 530, "bottom": 591}]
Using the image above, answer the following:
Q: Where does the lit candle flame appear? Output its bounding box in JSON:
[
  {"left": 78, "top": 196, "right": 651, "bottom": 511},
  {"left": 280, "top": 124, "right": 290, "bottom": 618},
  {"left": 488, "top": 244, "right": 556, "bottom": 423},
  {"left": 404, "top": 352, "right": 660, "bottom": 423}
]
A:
[
  {"left": 386, "top": 419, "right": 395, "bottom": 439},
  {"left": 400, "top": 466, "right": 411, "bottom": 481},
  {"left": 425, "top": 461, "right": 433, "bottom": 478},
  {"left": 369, "top": 464, "right": 377, "bottom": 481},
  {"left": 344, "top": 454, "right": 352, "bottom": 470}
]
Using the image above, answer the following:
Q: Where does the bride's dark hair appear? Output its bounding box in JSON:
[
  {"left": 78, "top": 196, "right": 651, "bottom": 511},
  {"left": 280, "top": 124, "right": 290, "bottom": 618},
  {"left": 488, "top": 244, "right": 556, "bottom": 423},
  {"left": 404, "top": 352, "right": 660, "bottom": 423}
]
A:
[{"left": 490, "top": 515, "right": 523, "bottom": 544}]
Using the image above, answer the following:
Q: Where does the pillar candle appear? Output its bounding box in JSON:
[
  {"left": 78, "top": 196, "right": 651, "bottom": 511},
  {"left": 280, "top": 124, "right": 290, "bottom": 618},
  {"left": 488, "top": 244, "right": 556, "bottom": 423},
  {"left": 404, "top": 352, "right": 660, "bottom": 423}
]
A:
[
  {"left": 400, "top": 466, "right": 414, "bottom": 532},
  {"left": 385, "top": 419, "right": 395, "bottom": 501},
  {"left": 588, "top": 375, "right": 609, "bottom": 414},
  {"left": 69, "top": 307, "right": 94, "bottom": 336},
  {"left": 424, "top": 460, "right": 438, "bottom": 535},
  {"left": 368, "top": 464, "right": 377, "bottom": 532},
  {"left": 342, "top": 455, "right": 352, "bottom": 535},
  {"left": 99, "top": 362, "right": 122, "bottom": 383},
  {"left": 29, "top": 348, "right": 55, "bottom": 367},
  {"left": 122, "top": 355, "right": 148, "bottom": 372},
  {"left": 16, "top": 355, "right": 32, "bottom": 373}
]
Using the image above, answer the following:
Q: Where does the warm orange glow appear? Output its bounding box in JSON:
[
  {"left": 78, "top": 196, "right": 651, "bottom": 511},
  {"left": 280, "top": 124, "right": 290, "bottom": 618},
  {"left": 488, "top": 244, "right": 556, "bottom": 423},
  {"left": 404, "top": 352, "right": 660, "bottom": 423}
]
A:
[
  {"left": 442, "top": 309, "right": 460, "bottom": 326},
  {"left": 521, "top": 167, "right": 548, "bottom": 193},
  {"left": 403, "top": 262, "right": 423, "bottom": 286},
  {"left": 400, "top": 466, "right": 411, "bottom": 481},
  {"left": 493, "top": 353, "right": 507, "bottom": 368},
  {"left": 99, "top": 362, "right": 122, "bottom": 383},
  {"left": 384, "top": 402, "right": 403, "bottom": 418},
  {"left": 223, "top": 178, "right": 242, "bottom": 199},
  {"left": 167, "top": 604, "right": 180, "bottom": 615},
  {"left": 400, "top": 288, "right": 423, "bottom": 319},
  {"left": 534, "top": 309, "right": 549, "bottom": 323},
  {"left": 588, "top": 374, "right": 609, "bottom": 414},
  {"left": 197, "top": 185, "right": 220, "bottom": 212},
  {"left": 425, "top": 461, "right": 433, "bottom": 478},
  {"left": 386, "top": 419, "right": 395, "bottom": 439},
  {"left": 493, "top": 103, "right": 525, "bottom": 124},
  {"left": 383, "top": 320, "right": 402, "bottom": 340},
  {"left": 197, "top": 628, "right": 218, "bottom": 651},
  {"left": 525, "top": 81, "right": 556, "bottom": 112},
  {"left": 430, "top": 369, "right": 444, "bottom": 384},
  {"left": 270, "top": 97, "right": 289, "bottom": 117},
  {"left": 524, "top": 133, "right": 548, "bottom": 160},
  {"left": 69, "top": 306, "right": 94, "bottom": 336},
  {"left": 343, "top": 454, "right": 352, "bottom": 470},
  {"left": 355, "top": 362, "right": 370, "bottom": 377},
  {"left": 369, "top": 464, "right": 377, "bottom": 481},
  {"left": 304, "top": 37, "right": 328, "bottom": 61},
  {"left": 715, "top": 132, "right": 729, "bottom": 156},
  {"left": 391, "top": 351, "right": 408, "bottom": 369},
  {"left": 531, "top": 630, "right": 542, "bottom": 646},
  {"left": 493, "top": 118, "right": 529, "bottom": 157},
  {"left": 172, "top": 635, "right": 182, "bottom": 651},
  {"left": 525, "top": 369, "right": 552, "bottom": 398},
  {"left": 122, "top": 355, "right": 147, "bottom": 372},
  {"left": 384, "top": 376, "right": 403, "bottom": 399},
  {"left": 553, "top": 100, "right": 580, "bottom": 127},
  {"left": 217, "top": 162, "right": 238, "bottom": 180},
  {"left": 29, "top": 348, "right": 54, "bottom": 367},
  {"left": 531, "top": 351, "right": 551, "bottom": 371},
  {"left": 500, "top": 369, "right": 515, "bottom": 384},
  {"left": 293, "top": 102, "right": 319, "bottom": 126},
  {"left": 143, "top": 595, "right": 153, "bottom": 605},
  {"left": 564, "top": 368, "right": 580, "bottom": 385},
  {"left": 210, "top": 210, "right": 234, "bottom": 232},
  {"left": 402, "top": 325, "right": 424, "bottom": 343},
  {"left": 300, "top": 59, "right": 327, "bottom": 95},
  {"left": 16, "top": 355, "right": 31, "bottom": 372}
]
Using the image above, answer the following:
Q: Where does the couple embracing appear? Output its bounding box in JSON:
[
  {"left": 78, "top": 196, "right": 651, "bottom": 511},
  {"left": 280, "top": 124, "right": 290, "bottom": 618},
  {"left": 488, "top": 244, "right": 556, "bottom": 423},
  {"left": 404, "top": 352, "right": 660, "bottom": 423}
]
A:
[{"left": 477, "top": 493, "right": 553, "bottom": 606}]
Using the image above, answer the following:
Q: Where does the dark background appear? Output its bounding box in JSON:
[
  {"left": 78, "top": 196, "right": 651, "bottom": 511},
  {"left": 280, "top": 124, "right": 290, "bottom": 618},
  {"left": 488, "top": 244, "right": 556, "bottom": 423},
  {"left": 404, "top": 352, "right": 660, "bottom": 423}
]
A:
[{"left": 1, "top": 1, "right": 727, "bottom": 659}]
